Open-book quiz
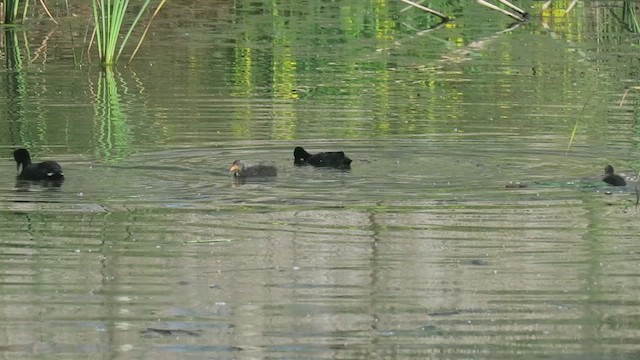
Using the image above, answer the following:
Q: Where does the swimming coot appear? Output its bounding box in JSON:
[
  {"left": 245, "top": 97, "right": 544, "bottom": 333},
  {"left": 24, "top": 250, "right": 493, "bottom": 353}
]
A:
[
  {"left": 230, "top": 160, "right": 277, "bottom": 177},
  {"left": 13, "top": 148, "right": 64, "bottom": 181},
  {"left": 603, "top": 165, "right": 626, "bottom": 186},
  {"left": 293, "top": 146, "right": 352, "bottom": 169}
]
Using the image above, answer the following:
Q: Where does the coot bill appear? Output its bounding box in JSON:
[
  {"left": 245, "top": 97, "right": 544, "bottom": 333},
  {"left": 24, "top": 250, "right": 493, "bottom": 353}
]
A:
[
  {"left": 603, "top": 164, "right": 626, "bottom": 186},
  {"left": 230, "top": 160, "right": 277, "bottom": 177},
  {"left": 293, "top": 146, "right": 352, "bottom": 169},
  {"left": 13, "top": 148, "right": 64, "bottom": 181}
]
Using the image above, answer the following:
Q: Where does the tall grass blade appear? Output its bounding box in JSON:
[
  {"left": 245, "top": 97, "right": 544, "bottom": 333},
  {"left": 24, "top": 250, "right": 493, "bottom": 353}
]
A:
[
  {"left": 566, "top": 95, "right": 592, "bottom": 155},
  {"left": 3, "top": 0, "right": 57, "bottom": 24},
  {"left": 497, "top": 0, "right": 525, "bottom": 15},
  {"left": 90, "top": 0, "right": 163, "bottom": 66},
  {"left": 5, "top": 0, "right": 20, "bottom": 24},
  {"left": 565, "top": 0, "right": 578, "bottom": 14},
  {"left": 623, "top": 0, "right": 640, "bottom": 32},
  {"left": 91, "top": 0, "right": 103, "bottom": 61},
  {"left": 107, "top": 0, "right": 128, "bottom": 64},
  {"left": 116, "top": 0, "right": 148, "bottom": 62},
  {"left": 398, "top": 0, "right": 449, "bottom": 21},
  {"left": 566, "top": 122, "right": 578, "bottom": 155},
  {"left": 36, "top": 0, "right": 58, "bottom": 24},
  {"left": 128, "top": 0, "right": 166, "bottom": 63},
  {"left": 477, "top": 0, "right": 524, "bottom": 22}
]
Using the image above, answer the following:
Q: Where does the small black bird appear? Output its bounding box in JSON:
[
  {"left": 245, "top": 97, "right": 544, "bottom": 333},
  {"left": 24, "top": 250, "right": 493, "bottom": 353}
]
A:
[
  {"left": 13, "top": 148, "right": 64, "bottom": 181},
  {"left": 293, "top": 146, "right": 352, "bottom": 169},
  {"left": 602, "top": 164, "right": 626, "bottom": 186}
]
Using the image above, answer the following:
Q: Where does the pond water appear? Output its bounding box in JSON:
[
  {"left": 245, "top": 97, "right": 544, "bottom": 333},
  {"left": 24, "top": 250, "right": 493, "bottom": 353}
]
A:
[{"left": 2, "top": 1, "right": 640, "bottom": 359}]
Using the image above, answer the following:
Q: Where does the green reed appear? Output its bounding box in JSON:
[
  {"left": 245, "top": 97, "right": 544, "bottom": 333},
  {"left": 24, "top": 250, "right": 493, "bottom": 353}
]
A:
[
  {"left": 3, "top": 0, "right": 57, "bottom": 25},
  {"left": 91, "top": 0, "right": 165, "bottom": 66},
  {"left": 3, "top": 0, "right": 27, "bottom": 24},
  {"left": 622, "top": 0, "right": 640, "bottom": 33}
]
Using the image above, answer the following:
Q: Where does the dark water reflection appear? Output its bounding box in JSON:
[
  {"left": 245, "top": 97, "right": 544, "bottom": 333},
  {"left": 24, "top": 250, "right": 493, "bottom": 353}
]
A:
[{"left": 2, "top": 1, "right": 640, "bottom": 359}]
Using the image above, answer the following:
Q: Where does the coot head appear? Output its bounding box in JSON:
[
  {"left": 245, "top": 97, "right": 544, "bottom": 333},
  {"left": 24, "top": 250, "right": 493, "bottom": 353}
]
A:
[
  {"left": 13, "top": 148, "right": 32, "bottom": 171},
  {"left": 294, "top": 147, "right": 311, "bottom": 164},
  {"left": 604, "top": 165, "right": 615, "bottom": 175}
]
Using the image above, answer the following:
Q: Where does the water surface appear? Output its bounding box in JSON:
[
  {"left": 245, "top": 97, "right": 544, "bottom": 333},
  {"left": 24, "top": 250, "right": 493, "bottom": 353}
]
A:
[{"left": 1, "top": 1, "right": 640, "bottom": 359}]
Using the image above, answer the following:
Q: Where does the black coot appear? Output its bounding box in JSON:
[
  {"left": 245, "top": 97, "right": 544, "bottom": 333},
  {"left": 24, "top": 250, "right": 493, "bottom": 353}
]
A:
[
  {"left": 13, "top": 148, "right": 64, "bottom": 181},
  {"left": 293, "top": 147, "right": 352, "bottom": 169},
  {"left": 602, "top": 164, "right": 626, "bottom": 186}
]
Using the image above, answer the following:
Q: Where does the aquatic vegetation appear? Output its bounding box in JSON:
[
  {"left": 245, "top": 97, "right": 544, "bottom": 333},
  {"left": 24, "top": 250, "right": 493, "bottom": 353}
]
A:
[
  {"left": 400, "top": 0, "right": 527, "bottom": 22},
  {"left": 91, "top": 0, "right": 166, "bottom": 66},
  {"left": 3, "top": 0, "right": 22, "bottom": 24},
  {"left": 2, "top": 0, "right": 54, "bottom": 24},
  {"left": 622, "top": 0, "right": 640, "bottom": 33}
]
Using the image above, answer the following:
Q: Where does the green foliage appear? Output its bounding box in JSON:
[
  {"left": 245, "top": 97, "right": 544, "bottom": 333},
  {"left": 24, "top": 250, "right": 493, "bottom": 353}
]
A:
[
  {"left": 3, "top": 0, "right": 28, "bottom": 24},
  {"left": 3, "top": 1, "right": 57, "bottom": 25},
  {"left": 91, "top": 0, "right": 163, "bottom": 66},
  {"left": 622, "top": 0, "right": 640, "bottom": 33}
]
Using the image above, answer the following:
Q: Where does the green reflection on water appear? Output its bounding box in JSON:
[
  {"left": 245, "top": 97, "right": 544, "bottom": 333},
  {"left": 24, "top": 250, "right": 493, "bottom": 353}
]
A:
[
  {"left": 0, "top": 1, "right": 637, "bottom": 153},
  {"left": 92, "top": 68, "right": 133, "bottom": 163},
  {"left": 4, "top": 29, "right": 51, "bottom": 151}
]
